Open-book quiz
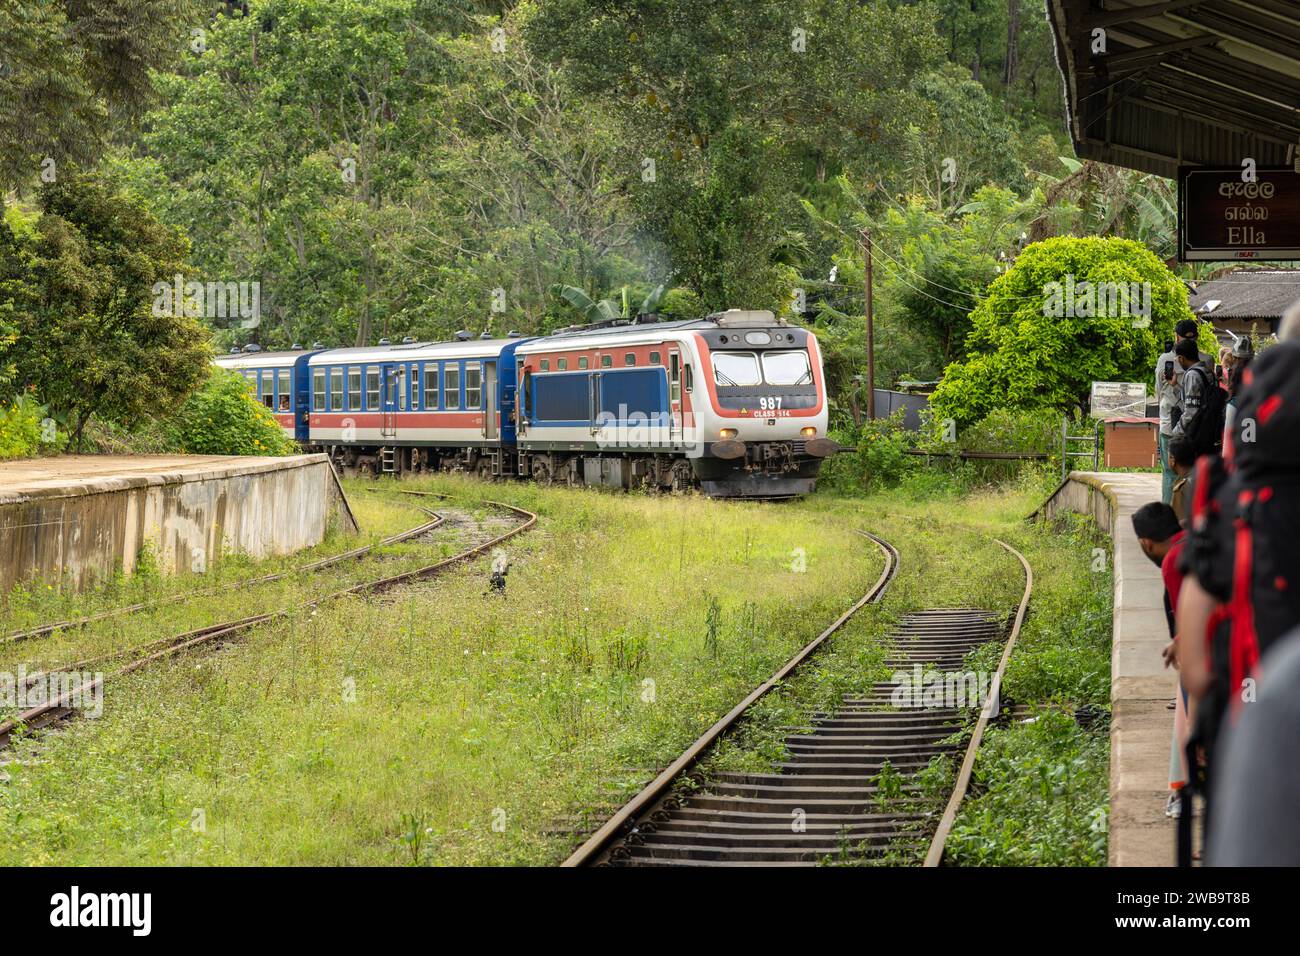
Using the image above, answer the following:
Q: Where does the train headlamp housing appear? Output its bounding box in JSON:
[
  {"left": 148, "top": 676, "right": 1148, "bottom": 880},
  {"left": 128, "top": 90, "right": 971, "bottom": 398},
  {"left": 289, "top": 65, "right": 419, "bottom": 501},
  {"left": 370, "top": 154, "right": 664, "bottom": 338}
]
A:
[
  {"left": 719, "top": 428, "right": 739, "bottom": 439},
  {"left": 800, "top": 426, "right": 816, "bottom": 437}
]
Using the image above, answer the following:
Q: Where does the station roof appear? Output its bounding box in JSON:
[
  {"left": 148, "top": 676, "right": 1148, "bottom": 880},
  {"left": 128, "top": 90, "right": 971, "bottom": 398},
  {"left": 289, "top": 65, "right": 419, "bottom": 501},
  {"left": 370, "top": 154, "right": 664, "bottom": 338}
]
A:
[
  {"left": 1188, "top": 268, "right": 1300, "bottom": 322},
  {"left": 1046, "top": 0, "right": 1300, "bottom": 178}
]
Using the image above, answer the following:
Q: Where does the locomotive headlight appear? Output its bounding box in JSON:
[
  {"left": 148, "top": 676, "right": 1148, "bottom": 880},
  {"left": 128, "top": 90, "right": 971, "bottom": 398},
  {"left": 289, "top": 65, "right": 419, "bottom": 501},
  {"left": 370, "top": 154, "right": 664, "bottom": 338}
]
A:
[
  {"left": 719, "top": 428, "right": 738, "bottom": 439},
  {"left": 800, "top": 426, "right": 816, "bottom": 437}
]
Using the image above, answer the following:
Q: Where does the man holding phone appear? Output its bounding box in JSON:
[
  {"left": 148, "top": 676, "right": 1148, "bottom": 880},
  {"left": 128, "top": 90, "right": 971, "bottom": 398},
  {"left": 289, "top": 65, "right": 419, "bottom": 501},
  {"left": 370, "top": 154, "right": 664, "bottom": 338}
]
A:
[{"left": 1156, "top": 319, "right": 1212, "bottom": 502}]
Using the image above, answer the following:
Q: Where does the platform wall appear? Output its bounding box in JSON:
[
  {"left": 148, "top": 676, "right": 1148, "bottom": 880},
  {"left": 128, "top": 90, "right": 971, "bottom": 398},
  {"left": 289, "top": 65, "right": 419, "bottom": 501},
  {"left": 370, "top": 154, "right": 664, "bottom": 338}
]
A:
[
  {"left": 1035, "top": 470, "right": 1174, "bottom": 867},
  {"left": 0, "top": 455, "right": 357, "bottom": 594}
]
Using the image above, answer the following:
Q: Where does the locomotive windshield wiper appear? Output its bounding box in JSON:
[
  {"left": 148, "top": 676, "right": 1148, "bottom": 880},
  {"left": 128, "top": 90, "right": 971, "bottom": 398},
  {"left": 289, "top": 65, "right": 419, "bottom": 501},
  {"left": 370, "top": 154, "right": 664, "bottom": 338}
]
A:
[{"left": 715, "top": 369, "right": 740, "bottom": 386}]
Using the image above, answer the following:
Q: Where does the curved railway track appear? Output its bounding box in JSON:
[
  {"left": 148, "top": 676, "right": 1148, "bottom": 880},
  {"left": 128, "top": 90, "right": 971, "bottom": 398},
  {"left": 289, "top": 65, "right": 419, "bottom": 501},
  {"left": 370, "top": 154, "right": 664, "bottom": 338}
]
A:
[
  {"left": 0, "top": 499, "right": 537, "bottom": 750},
  {"left": 1, "top": 494, "right": 451, "bottom": 647},
  {"left": 564, "top": 535, "right": 1032, "bottom": 867}
]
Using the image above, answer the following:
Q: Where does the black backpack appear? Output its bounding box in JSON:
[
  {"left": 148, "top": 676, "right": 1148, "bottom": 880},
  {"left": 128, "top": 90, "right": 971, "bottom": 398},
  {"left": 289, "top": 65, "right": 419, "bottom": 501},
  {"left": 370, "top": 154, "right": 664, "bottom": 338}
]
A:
[{"left": 1183, "top": 364, "right": 1226, "bottom": 456}]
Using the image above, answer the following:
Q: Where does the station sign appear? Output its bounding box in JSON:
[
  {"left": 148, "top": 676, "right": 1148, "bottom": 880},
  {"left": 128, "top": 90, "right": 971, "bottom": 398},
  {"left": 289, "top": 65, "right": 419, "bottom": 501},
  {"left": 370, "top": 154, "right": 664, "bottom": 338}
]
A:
[
  {"left": 1178, "top": 166, "right": 1300, "bottom": 261},
  {"left": 1090, "top": 381, "right": 1147, "bottom": 419}
]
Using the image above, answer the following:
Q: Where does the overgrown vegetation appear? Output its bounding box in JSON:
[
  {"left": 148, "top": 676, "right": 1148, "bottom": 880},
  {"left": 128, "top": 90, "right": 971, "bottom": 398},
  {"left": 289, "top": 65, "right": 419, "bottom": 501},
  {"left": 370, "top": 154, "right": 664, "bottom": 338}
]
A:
[
  {"left": 0, "top": 477, "right": 884, "bottom": 864},
  {"left": 162, "top": 369, "right": 297, "bottom": 456},
  {"left": 701, "top": 481, "right": 1113, "bottom": 867},
  {"left": 0, "top": 476, "right": 1112, "bottom": 866}
]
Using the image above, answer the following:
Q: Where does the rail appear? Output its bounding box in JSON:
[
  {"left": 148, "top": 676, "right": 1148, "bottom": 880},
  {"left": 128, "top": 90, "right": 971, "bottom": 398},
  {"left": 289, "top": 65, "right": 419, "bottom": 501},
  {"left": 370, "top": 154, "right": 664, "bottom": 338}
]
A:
[
  {"left": 562, "top": 530, "right": 899, "bottom": 867},
  {"left": 0, "top": 500, "right": 536, "bottom": 749},
  {"left": 922, "top": 538, "right": 1033, "bottom": 866}
]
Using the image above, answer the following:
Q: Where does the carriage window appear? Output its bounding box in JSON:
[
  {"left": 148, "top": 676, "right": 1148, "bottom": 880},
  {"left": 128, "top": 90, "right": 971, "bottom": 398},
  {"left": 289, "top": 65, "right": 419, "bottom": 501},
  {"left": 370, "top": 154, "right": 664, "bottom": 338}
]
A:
[
  {"left": 578, "top": 356, "right": 589, "bottom": 369},
  {"left": 684, "top": 364, "right": 693, "bottom": 392},
  {"left": 761, "top": 350, "right": 812, "bottom": 386},
  {"left": 410, "top": 366, "right": 420, "bottom": 410},
  {"left": 540, "top": 359, "right": 549, "bottom": 372},
  {"left": 600, "top": 355, "right": 612, "bottom": 368},
  {"left": 423, "top": 363, "right": 437, "bottom": 409},
  {"left": 330, "top": 368, "right": 344, "bottom": 411},
  {"left": 347, "top": 368, "right": 361, "bottom": 411},
  {"left": 312, "top": 369, "right": 326, "bottom": 411},
  {"left": 366, "top": 367, "right": 380, "bottom": 410},
  {"left": 465, "top": 364, "right": 482, "bottom": 409},
  {"left": 445, "top": 364, "right": 461, "bottom": 410},
  {"left": 625, "top": 353, "right": 636, "bottom": 366},
  {"left": 650, "top": 351, "right": 661, "bottom": 364},
  {"left": 277, "top": 370, "right": 291, "bottom": 410},
  {"left": 557, "top": 358, "right": 567, "bottom": 371},
  {"left": 670, "top": 353, "right": 681, "bottom": 402},
  {"left": 261, "top": 370, "right": 274, "bottom": 408},
  {"left": 712, "top": 351, "right": 761, "bottom": 386},
  {"left": 398, "top": 367, "right": 407, "bottom": 410}
]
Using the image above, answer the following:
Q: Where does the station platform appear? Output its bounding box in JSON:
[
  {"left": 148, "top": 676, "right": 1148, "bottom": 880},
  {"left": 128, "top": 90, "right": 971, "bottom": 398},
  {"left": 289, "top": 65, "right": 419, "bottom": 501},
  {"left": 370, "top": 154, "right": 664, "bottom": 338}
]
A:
[
  {"left": 1036, "top": 470, "right": 1175, "bottom": 866},
  {"left": 0, "top": 454, "right": 356, "bottom": 594}
]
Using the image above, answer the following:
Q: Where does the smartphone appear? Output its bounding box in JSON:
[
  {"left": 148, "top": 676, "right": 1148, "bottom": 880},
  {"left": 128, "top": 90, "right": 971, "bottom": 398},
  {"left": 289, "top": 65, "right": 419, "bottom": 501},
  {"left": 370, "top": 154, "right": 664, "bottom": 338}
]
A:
[{"left": 1164, "top": 360, "right": 1174, "bottom": 380}]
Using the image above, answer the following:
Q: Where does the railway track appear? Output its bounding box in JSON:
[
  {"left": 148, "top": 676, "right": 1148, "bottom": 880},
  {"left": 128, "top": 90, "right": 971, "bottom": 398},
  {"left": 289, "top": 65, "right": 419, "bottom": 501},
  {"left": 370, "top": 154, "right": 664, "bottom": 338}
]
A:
[
  {"left": 0, "top": 499, "right": 537, "bottom": 750},
  {"left": 1, "top": 494, "right": 450, "bottom": 647},
  {"left": 564, "top": 536, "right": 1032, "bottom": 867}
]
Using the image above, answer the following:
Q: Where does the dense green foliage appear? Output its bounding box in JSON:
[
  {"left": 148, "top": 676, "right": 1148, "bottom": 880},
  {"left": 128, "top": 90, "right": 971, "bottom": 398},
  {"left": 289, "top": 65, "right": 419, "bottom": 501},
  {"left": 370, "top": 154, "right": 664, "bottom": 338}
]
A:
[
  {"left": 0, "top": 394, "right": 54, "bottom": 458},
  {"left": 0, "top": 172, "right": 210, "bottom": 449},
  {"left": 165, "top": 369, "right": 297, "bottom": 456},
  {"left": 931, "top": 237, "right": 1195, "bottom": 428},
  {"left": 0, "top": 0, "right": 201, "bottom": 189},
  {"left": 0, "top": 1, "right": 1217, "bottom": 455}
]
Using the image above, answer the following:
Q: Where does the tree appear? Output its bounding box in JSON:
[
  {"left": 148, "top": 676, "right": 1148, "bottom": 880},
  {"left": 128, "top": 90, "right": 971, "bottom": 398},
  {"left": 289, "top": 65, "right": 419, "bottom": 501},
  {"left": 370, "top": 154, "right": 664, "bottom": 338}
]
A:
[
  {"left": 929, "top": 236, "right": 1196, "bottom": 428},
  {"left": 114, "top": 1, "right": 638, "bottom": 346},
  {"left": 0, "top": 0, "right": 201, "bottom": 191},
  {"left": 2, "top": 172, "right": 210, "bottom": 448},
  {"left": 871, "top": 187, "right": 1035, "bottom": 367},
  {"left": 525, "top": 0, "right": 945, "bottom": 311}
]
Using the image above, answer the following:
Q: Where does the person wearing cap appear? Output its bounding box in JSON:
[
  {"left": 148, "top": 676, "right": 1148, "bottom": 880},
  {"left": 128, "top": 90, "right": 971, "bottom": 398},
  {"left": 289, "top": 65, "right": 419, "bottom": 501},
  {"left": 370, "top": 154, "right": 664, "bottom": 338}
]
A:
[{"left": 1156, "top": 319, "right": 1212, "bottom": 502}]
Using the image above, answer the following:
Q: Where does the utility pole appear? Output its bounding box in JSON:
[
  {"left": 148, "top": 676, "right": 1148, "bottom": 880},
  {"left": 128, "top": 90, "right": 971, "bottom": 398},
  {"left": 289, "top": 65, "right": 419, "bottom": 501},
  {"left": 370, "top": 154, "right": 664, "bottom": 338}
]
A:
[{"left": 862, "top": 228, "right": 875, "bottom": 420}]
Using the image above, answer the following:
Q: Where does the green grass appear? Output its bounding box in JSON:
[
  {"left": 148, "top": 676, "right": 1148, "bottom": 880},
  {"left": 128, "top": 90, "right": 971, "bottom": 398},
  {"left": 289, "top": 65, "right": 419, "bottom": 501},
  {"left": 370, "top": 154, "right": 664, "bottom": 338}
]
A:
[
  {"left": 696, "top": 479, "right": 1113, "bottom": 866},
  {"left": 0, "top": 476, "right": 881, "bottom": 864},
  {"left": 0, "top": 473, "right": 1112, "bottom": 866}
]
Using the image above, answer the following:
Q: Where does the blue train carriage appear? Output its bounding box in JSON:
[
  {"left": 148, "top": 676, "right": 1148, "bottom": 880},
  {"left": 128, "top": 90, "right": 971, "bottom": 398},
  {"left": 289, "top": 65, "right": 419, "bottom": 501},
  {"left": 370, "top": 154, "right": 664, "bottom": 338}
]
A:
[
  {"left": 212, "top": 345, "right": 321, "bottom": 443},
  {"left": 304, "top": 335, "right": 531, "bottom": 477},
  {"left": 513, "top": 310, "right": 836, "bottom": 497}
]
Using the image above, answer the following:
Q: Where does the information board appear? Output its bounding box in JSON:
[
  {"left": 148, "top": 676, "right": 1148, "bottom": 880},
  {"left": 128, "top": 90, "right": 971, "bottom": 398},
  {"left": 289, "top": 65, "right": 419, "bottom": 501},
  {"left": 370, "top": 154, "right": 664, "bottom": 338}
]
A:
[{"left": 1090, "top": 381, "right": 1147, "bottom": 419}]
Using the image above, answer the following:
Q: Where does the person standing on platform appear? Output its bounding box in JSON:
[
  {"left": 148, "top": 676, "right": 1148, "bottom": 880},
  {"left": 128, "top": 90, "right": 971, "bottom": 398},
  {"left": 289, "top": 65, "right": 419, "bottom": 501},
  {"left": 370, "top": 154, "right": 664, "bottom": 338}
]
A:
[
  {"left": 1168, "top": 439, "right": 1195, "bottom": 525},
  {"left": 1131, "top": 502, "right": 1189, "bottom": 816},
  {"left": 1157, "top": 320, "right": 1211, "bottom": 503}
]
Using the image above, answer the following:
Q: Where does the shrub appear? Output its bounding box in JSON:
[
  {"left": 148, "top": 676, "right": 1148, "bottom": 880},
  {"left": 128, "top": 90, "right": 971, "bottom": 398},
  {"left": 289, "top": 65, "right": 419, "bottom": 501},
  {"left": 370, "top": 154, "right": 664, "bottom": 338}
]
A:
[
  {"left": 0, "top": 393, "right": 61, "bottom": 458},
  {"left": 164, "top": 368, "right": 297, "bottom": 456},
  {"left": 822, "top": 409, "right": 918, "bottom": 492}
]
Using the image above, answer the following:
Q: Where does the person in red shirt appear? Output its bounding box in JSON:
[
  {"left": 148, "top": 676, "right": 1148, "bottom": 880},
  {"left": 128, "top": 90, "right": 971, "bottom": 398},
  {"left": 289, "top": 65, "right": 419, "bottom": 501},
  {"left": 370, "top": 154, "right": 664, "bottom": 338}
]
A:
[{"left": 1132, "top": 502, "right": 1189, "bottom": 813}]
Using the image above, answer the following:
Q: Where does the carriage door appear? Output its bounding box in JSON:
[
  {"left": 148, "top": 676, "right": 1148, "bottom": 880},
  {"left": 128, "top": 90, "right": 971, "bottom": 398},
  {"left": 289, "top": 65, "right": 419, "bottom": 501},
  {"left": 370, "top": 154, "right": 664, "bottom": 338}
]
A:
[
  {"left": 483, "top": 361, "right": 498, "bottom": 440},
  {"left": 380, "top": 363, "right": 399, "bottom": 439},
  {"left": 668, "top": 350, "right": 683, "bottom": 444}
]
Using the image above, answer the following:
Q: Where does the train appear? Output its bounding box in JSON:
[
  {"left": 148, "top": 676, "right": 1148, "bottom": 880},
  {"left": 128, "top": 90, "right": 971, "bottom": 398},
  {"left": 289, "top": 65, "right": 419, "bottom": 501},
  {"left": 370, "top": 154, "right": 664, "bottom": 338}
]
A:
[{"left": 213, "top": 309, "right": 836, "bottom": 497}]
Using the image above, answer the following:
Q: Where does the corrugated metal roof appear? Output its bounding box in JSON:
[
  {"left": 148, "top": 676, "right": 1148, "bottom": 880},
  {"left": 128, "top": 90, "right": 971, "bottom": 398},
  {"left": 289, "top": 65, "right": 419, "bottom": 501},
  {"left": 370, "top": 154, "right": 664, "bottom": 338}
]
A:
[
  {"left": 1047, "top": 0, "right": 1300, "bottom": 178},
  {"left": 1188, "top": 268, "right": 1300, "bottom": 319}
]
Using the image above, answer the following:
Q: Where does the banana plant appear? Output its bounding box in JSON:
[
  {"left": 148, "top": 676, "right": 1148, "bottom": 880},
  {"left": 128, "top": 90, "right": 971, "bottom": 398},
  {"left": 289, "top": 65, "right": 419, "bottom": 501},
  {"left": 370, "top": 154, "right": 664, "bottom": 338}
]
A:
[{"left": 551, "top": 283, "right": 668, "bottom": 321}]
